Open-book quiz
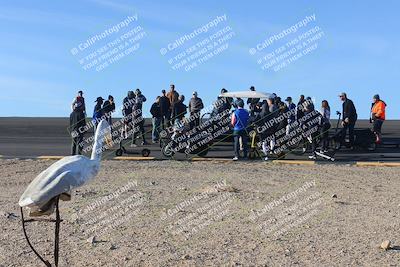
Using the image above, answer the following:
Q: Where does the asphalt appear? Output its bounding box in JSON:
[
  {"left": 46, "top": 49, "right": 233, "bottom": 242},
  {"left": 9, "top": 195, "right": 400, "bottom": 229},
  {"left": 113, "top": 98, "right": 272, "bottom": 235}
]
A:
[{"left": 0, "top": 117, "right": 399, "bottom": 162}]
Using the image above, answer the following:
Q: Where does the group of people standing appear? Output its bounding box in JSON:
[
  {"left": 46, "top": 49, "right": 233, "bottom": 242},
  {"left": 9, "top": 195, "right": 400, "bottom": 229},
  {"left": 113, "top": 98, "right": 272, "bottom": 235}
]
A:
[
  {"left": 69, "top": 86, "right": 387, "bottom": 160},
  {"left": 229, "top": 88, "right": 386, "bottom": 161},
  {"left": 68, "top": 85, "right": 206, "bottom": 155},
  {"left": 69, "top": 91, "right": 116, "bottom": 155},
  {"left": 150, "top": 84, "right": 204, "bottom": 143}
]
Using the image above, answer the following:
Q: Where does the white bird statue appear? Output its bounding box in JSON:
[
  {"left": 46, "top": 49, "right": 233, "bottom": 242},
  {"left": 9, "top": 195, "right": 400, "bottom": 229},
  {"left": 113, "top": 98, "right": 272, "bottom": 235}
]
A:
[{"left": 19, "top": 119, "right": 111, "bottom": 267}]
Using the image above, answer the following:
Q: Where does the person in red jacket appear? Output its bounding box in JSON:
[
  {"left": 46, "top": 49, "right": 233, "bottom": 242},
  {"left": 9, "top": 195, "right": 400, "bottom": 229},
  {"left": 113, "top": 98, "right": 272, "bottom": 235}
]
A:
[{"left": 371, "top": 94, "right": 387, "bottom": 143}]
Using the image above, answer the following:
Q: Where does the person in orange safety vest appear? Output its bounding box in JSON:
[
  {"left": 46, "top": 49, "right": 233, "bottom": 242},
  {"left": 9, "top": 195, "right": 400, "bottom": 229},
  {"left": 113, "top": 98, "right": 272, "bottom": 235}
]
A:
[{"left": 371, "top": 94, "right": 387, "bottom": 143}]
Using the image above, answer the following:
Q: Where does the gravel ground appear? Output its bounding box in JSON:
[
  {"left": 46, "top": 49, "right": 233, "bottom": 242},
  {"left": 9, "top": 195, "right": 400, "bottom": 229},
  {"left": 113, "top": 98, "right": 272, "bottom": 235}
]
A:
[{"left": 0, "top": 159, "right": 399, "bottom": 266}]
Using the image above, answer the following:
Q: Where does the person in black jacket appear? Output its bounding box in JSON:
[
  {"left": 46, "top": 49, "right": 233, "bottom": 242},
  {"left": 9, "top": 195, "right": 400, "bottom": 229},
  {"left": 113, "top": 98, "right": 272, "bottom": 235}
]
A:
[
  {"left": 211, "top": 88, "right": 233, "bottom": 117},
  {"left": 304, "top": 97, "right": 315, "bottom": 114},
  {"left": 159, "top": 90, "right": 170, "bottom": 129},
  {"left": 260, "top": 97, "right": 279, "bottom": 159},
  {"left": 122, "top": 91, "right": 135, "bottom": 139},
  {"left": 103, "top": 95, "right": 115, "bottom": 127},
  {"left": 174, "top": 95, "right": 187, "bottom": 125},
  {"left": 69, "top": 109, "right": 86, "bottom": 155},
  {"left": 339, "top": 92, "right": 357, "bottom": 148},
  {"left": 150, "top": 97, "right": 162, "bottom": 143},
  {"left": 297, "top": 94, "right": 305, "bottom": 120},
  {"left": 92, "top": 97, "right": 104, "bottom": 129},
  {"left": 188, "top": 91, "right": 204, "bottom": 129},
  {"left": 132, "top": 88, "right": 147, "bottom": 146},
  {"left": 247, "top": 86, "right": 260, "bottom": 117}
]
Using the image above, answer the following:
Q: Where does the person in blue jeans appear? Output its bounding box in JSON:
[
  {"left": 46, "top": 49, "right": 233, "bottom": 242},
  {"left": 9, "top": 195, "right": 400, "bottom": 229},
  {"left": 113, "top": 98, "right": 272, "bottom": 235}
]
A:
[
  {"left": 231, "top": 99, "right": 250, "bottom": 161},
  {"left": 150, "top": 96, "right": 162, "bottom": 143}
]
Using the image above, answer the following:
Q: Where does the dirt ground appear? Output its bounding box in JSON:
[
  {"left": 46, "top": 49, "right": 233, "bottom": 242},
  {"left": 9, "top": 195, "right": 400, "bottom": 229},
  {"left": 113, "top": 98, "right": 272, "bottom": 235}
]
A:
[{"left": 0, "top": 159, "right": 399, "bottom": 266}]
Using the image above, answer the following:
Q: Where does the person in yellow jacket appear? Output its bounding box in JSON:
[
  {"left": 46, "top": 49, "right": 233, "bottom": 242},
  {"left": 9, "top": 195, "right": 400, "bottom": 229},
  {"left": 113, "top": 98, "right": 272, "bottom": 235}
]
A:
[{"left": 371, "top": 94, "right": 386, "bottom": 143}]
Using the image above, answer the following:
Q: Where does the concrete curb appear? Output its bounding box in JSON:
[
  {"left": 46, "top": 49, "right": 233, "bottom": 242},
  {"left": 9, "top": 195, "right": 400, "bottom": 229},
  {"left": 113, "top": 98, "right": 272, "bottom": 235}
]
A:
[
  {"left": 273, "top": 160, "right": 316, "bottom": 165},
  {"left": 36, "top": 156, "right": 64, "bottom": 160},
  {"left": 2, "top": 156, "right": 400, "bottom": 167},
  {"left": 191, "top": 157, "right": 235, "bottom": 162},
  {"left": 356, "top": 162, "right": 400, "bottom": 167},
  {"left": 114, "top": 156, "right": 156, "bottom": 161}
]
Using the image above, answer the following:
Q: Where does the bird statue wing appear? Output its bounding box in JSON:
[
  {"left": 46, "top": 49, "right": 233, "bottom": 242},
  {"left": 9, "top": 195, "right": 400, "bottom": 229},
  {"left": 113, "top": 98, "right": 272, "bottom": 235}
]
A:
[
  {"left": 19, "top": 170, "right": 81, "bottom": 207},
  {"left": 19, "top": 156, "right": 94, "bottom": 207}
]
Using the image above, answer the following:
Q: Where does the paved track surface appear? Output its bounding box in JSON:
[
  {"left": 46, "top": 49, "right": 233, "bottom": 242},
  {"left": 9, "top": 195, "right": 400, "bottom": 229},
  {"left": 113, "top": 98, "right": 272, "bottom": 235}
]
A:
[{"left": 0, "top": 117, "right": 399, "bottom": 162}]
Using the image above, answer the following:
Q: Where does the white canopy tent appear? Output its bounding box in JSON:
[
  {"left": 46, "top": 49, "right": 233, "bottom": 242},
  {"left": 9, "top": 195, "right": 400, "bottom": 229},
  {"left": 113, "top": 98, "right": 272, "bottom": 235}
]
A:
[{"left": 219, "top": 91, "right": 273, "bottom": 99}]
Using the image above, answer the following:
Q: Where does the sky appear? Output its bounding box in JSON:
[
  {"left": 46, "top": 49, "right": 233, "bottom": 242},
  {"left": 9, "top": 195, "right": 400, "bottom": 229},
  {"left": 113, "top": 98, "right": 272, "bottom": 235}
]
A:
[{"left": 0, "top": 0, "right": 399, "bottom": 119}]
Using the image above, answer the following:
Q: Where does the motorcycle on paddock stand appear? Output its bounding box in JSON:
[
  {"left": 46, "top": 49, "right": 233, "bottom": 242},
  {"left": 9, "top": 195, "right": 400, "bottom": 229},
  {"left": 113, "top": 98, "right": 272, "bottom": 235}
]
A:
[{"left": 330, "top": 111, "right": 378, "bottom": 152}]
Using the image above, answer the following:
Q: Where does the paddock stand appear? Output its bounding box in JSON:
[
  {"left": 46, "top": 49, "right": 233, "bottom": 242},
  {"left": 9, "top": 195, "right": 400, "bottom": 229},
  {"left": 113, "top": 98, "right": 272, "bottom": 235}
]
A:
[
  {"left": 315, "top": 151, "right": 335, "bottom": 162},
  {"left": 20, "top": 196, "right": 61, "bottom": 267}
]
